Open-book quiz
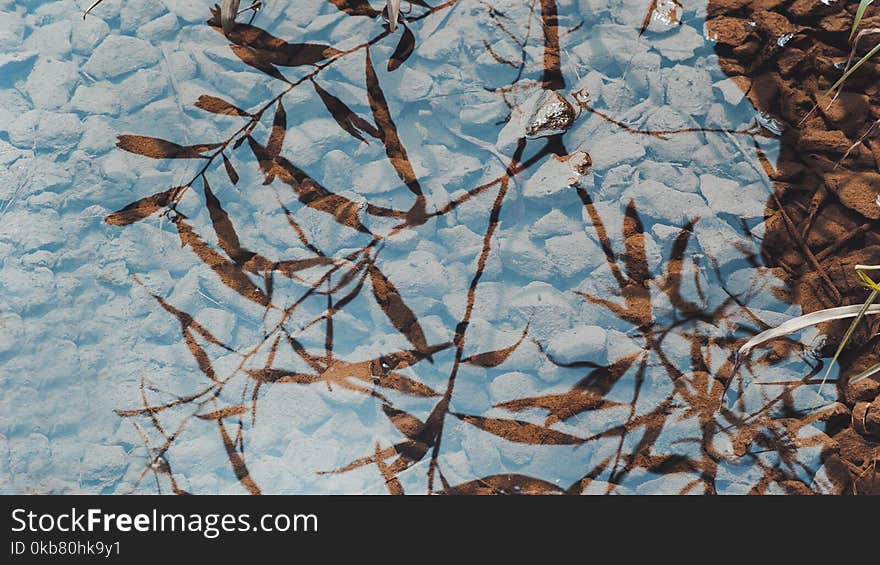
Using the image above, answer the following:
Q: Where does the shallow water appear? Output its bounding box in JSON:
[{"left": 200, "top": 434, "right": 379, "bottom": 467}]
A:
[{"left": 0, "top": 0, "right": 849, "bottom": 494}]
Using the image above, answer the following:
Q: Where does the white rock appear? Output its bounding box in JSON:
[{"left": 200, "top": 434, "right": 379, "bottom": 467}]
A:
[
  {"left": 69, "top": 81, "right": 122, "bottom": 115},
  {"left": 158, "top": 0, "right": 208, "bottom": 22},
  {"left": 699, "top": 174, "right": 767, "bottom": 218},
  {"left": 120, "top": 0, "right": 168, "bottom": 31},
  {"left": 489, "top": 371, "right": 537, "bottom": 404},
  {"left": 83, "top": 35, "right": 160, "bottom": 79},
  {"left": 0, "top": 10, "right": 24, "bottom": 50},
  {"left": 545, "top": 231, "right": 603, "bottom": 277},
  {"left": 22, "top": 21, "right": 72, "bottom": 58},
  {"left": 136, "top": 12, "right": 180, "bottom": 40},
  {"left": 588, "top": 132, "right": 645, "bottom": 170},
  {"left": 71, "top": 16, "right": 111, "bottom": 53},
  {"left": 546, "top": 325, "right": 608, "bottom": 365},
  {"left": 662, "top": 64, "right": 713, "bottom": 116},
  {"left": 25, "top": 58, "right": 79, "bottom": 109},
  {"left": 624, "top": 179, "right": 710, "bottom": 224},
  {"left": 652, "top": 24, "right": 704, "bottom": 62}
]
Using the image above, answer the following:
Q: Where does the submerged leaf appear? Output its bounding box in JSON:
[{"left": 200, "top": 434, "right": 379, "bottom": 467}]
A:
[
  {"left": 452, "top": 413, "right": 585, "bottom": 445},
  {"left": 217, "top": 420, "right": 261, "bottom": 494},
  {"left": 229, "top": 45, "right": 290, "bottom": 82},
  {"left": 222, "top": 154, "right": 240, "bottom": 185},
  {"left": 387, "top": 25, "right": 415, "bottom": 71},
  {"left": 105, "top": 186, "right": 183, "bottom": 226},
  {"left": 365, "top": 49, "right": 423, "bottom": 196},
  {"left": 369, "top": 265, "right": 432, "bottom": 359},
  {"left": 441, "top": 474, "right": 566, "bottom": 495},
  {"left": 247, "top": 135, "right": 376, "bottom": 233},
  {"left": 463, "top": 325, "right": 529, "bottom": 367},
  {"left": 312, "top": 80, "right": 381, "bottom": 144},
  {"left": 267, "top": 99, "right": 286, "bottom": 158},
  {"left": 116, "top": 135, "right": 220, "bottom": 159},
  {"left": 195, "top": 94, "right": 250, "bottom": 117},
  {"left": 327, "top": 0, "right": 381, "bottom": 17},
  {"left": 174, "top": 218, "right": 270, "bottom": 306},
  {"left": 197, "top": 406, "right": 249, "bottom": 420}
]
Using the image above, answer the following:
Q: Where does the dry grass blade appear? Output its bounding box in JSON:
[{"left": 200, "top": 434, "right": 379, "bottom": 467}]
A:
[
  {"left": 850, "top": 361, "right": 880, "bottom": 385},
  {"left": 221, "top": 0, "right": 241, "bottom": 35},
  {"left": 818, "top": 288, "right": 879, "bottom": 392},
  {"left": 852, "top": 0, "right": 874, "bottom": 41},
  {"left": 733, "top": 303, "right": 880, "bottom": 375},
  {"left": 826, "top": 28, "right": 880, "bottom": 99},
  {"left": 82, "top": 0, "right": 105, "bottom": 19},
  {"left": 386, "top": 0, "right": 402, "bottom": 31}
]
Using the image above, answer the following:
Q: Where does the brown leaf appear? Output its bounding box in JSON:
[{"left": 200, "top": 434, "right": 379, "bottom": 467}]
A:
[
  {"left": 217, "top": 420, "right": 261, "bottom": 494},
  {"left": 374, "top": 442, "right": 404, "bottom": 495},
  {"left": 195, "top": 95, "right": 250, "bottom": 117},
  {"left": 387, "top": 25, "right": 415, "bottom": 72},
  {"left": 214, "top": 17, "right": 341, "bottom": 67},
  {"left": 463, "top": 324, "right": 528, "bottom": 367},
  {"left": 371, "top": 370, "right": 438, "bottom": 397},
  {"left": 116, "top": 135, "right": 220, "bottom": 159},
  {"left": 623, "top": 199, "right": 650, "bottom": 286},
  {"left": 452, "top": 413, "right": 585, "bottom": 445},
  {"left": 246, "top": 368, "right": 322, "bottom": 384},
  {"left": 273, "top": 257, "right": 336, "bottom": 276},
  {"left": 374, "top": 342, "right": 452, "bottom": 372},
  {"left": 441, "top": 474, "right": 566, "bottom": 495},
  {"left": 229, "top": 45, "right": 290, "bottom": 82},
  {"left": 247, "top": 136, "right": 374, "bottom": 234},
  {"left": 105, "top": 186, "right": 183, "bottom": 226},
  {"left": 369, "top": 265, "right": 431, "bottom": 359},
  {"left": 312, "top": 80, "right": 381, "bottom": 144},
  {"left": 364, "top": 49, "right": 423, "bottom": 196},
  {"left": 196, "top": 406, "right": 249, "bottom": 420},
  {"left": 203, "top": 176, "right": 255, "bottom": 266},
  {"left": 174, "top": 218, "right": 270, "bottom": 306},
  {"left": 326, "top": 0, "right": 380, "bottom": 17},
  {"left": 382, "top": 404, "right": 426, "bottom": 439},
  {"left": 267, "top": 99, "right": 286, "bottom": 158},
  {"left": 496, "top": 390, "right": 621, "bottom": 426},
  {"left": 222, "top": 154, "right": 240, "bottom": 185}
]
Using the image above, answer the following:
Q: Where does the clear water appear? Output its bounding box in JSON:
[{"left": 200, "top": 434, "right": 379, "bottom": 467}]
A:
[{"left": 0, "top": 0, "right": 834, "bottom": 494}]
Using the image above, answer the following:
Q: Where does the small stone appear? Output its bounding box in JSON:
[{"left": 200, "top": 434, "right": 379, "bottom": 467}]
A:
[
  {"left": 546, "top": 325, "right": 608, "bottom": 365},
  {"left": 83, "top": 35, "right": 160, "bottom": 79},
  {"left": 700, "top": 174, "right": 767, "bottom": 218},
  {"left": 25, "top": 59, "right": 79, "bottom": 109},
  {"left": 523, "top": 153, "right": 591, "bottom": 199},
  {"left": 521, "top": 90, "right": 577, "bottom": 138},
  {"left": 645, "top": 0, "right": 683, "bottom": 33}
]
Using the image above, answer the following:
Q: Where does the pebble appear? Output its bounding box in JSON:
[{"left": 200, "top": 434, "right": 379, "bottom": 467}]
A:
[{"left": 83, "top": 35, "right": 160, "bottom": 79}]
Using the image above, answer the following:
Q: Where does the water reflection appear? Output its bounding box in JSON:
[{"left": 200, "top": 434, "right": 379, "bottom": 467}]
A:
[{"left": 1, "top": 0, "right": 874, "bottom": 494}]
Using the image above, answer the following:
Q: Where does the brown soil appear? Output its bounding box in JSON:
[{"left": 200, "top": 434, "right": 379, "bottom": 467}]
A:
[{"left": 708, "top": 0, "right": 880, "bottom": 492}]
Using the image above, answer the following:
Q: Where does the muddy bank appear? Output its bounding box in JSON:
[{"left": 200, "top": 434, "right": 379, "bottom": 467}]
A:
[{"left": 708, "top": 0, "right": 880, "bottom": 492}]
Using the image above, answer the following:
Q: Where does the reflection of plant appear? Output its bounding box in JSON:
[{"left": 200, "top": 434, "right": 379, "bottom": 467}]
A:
[{"left": 105, "top": 1, "right": 851, "bottom": 494}]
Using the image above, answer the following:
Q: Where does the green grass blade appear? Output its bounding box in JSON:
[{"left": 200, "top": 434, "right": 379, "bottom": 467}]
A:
[
  {"left": 819, "top": 288, "right": 880, "bottom": 392},
  {"left": 850, "top": 361, "right": 880, "bottom": 385},
  {"left": 851, "top": 0, "right": 874, "bottom": 41},
  {"left": 826, "top": 40, "right": 880, "bottom": 96}
]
